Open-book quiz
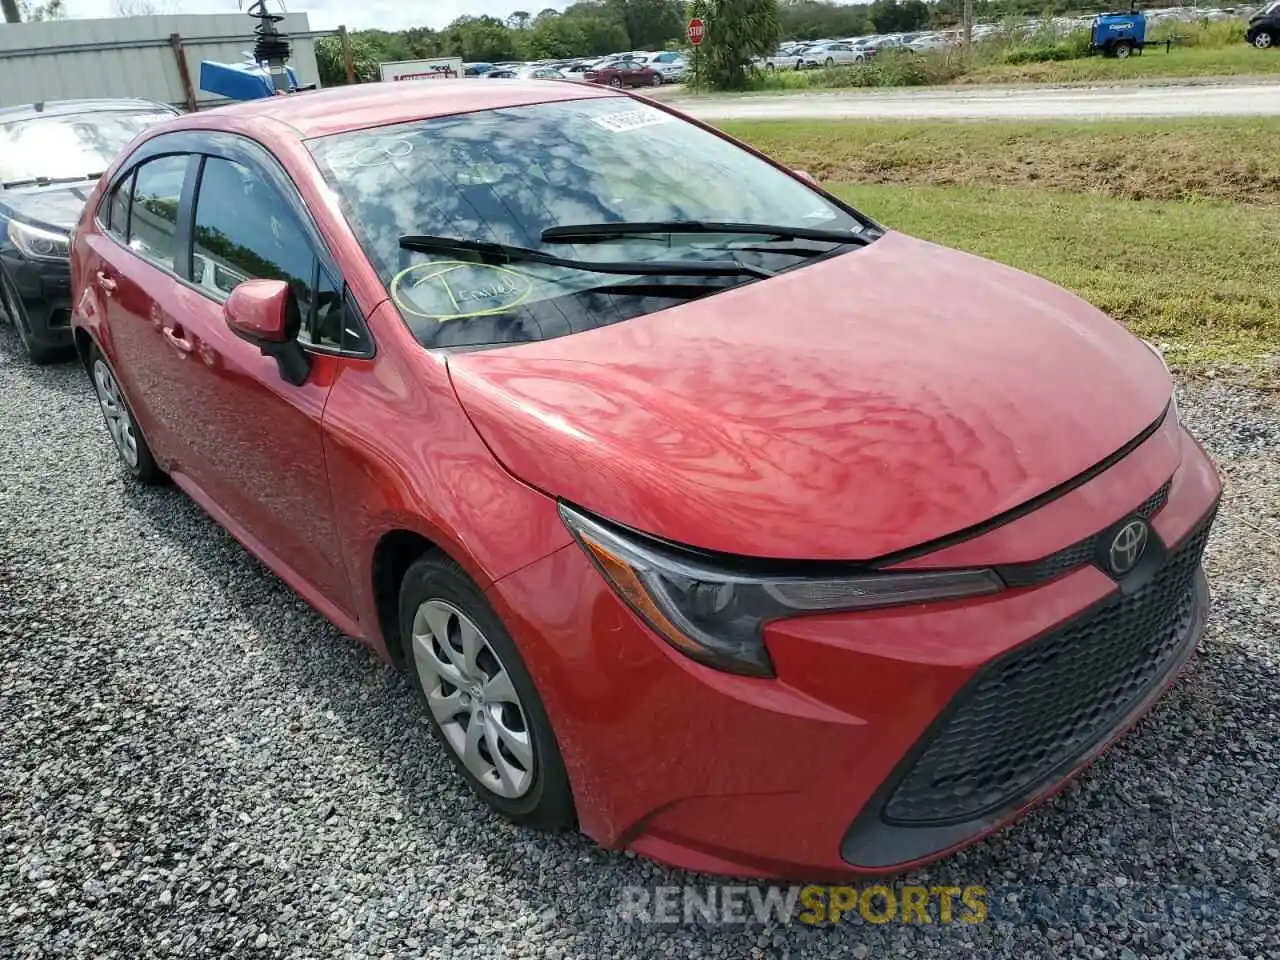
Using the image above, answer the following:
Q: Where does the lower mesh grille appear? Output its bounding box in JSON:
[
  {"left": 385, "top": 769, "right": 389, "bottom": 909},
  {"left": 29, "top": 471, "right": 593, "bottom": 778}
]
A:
[{"left": 883, "top": 508, "right": 1214, "bottom": 826}]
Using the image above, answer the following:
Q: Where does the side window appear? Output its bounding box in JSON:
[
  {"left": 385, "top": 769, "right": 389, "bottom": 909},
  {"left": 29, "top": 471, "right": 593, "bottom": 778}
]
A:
[
  {"left": 192, "top": 155, "right": 372, "bottom": 354},
  {"left": 190, "top": 156, "right": 313, "bottom": 307},
  {"left": 104, "top": 171, "right": 134, "bottom": 240},
  {"left": 128, "top": 155, "right": 188, "bottom": 271}
]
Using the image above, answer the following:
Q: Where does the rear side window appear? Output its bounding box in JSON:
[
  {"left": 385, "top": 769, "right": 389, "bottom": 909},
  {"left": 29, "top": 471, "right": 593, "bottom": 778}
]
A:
[{"left": 128, "top": 155, "right": 188, "bottom": 270}]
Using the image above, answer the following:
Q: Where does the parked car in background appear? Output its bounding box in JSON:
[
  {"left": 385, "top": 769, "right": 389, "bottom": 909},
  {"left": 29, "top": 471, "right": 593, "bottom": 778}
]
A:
[
  {"left": 70, "top": 79, "right": 1221, "bottom": 882},
  {"left": 799, "top": 41, "right": 867, "bottom": 68},
  {"left": 1247, "top": 0, "right": 1279, "bottom": 48},
  {"left": 463, "top": 62, "right": 494, "bottom": 76},
  {"left": 583, "top": 58, "right": 664, "bottom": 87},
  {"left": 0, "top": 97, "right": 179, "bottom": 363},
  {"left": 756, "top": 42, "right": 812, "bottom": 70},
  {"left": 561, "top": 60, "right": 599, "bottom": 76},
  {"left": 488, "top": 66, "right": 567, "bottom": 80},
  {"left": 908, "top": 33, "right": 953, "bottom": 52},
  {"left": 639, "top": 50, "right": 688, "bottom": 82}
]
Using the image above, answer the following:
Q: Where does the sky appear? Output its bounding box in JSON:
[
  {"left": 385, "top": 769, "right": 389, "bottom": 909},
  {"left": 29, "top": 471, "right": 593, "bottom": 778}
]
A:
[{"left": 59, "top": 1, "right": 574, "bottom": 32}]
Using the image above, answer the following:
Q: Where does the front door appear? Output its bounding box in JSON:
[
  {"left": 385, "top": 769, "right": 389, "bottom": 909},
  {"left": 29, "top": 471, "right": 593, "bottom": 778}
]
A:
[{"left": 159, "top": 151, "right": 356, "bottom": 616}]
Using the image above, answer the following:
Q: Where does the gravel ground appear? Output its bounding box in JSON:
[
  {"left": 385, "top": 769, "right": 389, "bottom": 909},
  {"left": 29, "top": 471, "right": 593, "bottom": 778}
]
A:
[{"left": 1, "top": 322, "right": 1277, "bottom": 959}]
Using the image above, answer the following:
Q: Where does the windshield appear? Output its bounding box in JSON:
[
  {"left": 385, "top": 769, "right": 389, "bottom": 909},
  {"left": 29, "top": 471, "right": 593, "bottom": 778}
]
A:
[
  {"left": 1264, "top": 1, "right": 1279, "bottom": 14},
  {"left": 307, "top": 97, "right": 866, "bottom": 350},
  {"left": 0, "top": 108, "right": 175, "bottom": 184}
]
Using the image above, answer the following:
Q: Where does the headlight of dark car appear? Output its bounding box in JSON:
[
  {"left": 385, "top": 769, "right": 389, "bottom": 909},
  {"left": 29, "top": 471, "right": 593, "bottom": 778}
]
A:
[{"left": 7, "top": 220, "right": 71, "bottom": 262}]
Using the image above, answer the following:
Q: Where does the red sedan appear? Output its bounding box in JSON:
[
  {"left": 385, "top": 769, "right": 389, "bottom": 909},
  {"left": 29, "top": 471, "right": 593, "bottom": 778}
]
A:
[
  {"left": 583, "top": 57, "right": 664, "bottom": 87},
  {"left": 69, "top": 80, "right": 1220, "bottom": 880}
]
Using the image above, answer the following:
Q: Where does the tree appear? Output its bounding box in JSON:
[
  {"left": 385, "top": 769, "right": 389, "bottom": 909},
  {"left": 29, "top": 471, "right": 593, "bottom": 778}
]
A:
[
  {"left": 4, "top": 0, "right": 65, "bottom": 21},
  {"left": 687, "top": 0, "right": 781, "bottom": 89},
  {"left": 507, "top": 11, "right": 532, "bottom": 29},
  {"left": 604, "top": 0, "right": 684, "bottom": 49}
]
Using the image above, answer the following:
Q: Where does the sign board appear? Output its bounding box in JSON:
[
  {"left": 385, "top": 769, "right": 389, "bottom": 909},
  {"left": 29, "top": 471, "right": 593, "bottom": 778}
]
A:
[
  {"left": 379, "top": 57, "right": 464, "bottom": 82},
  {"left": 687, "top": 17, "right": 705, "bottom": 46}
]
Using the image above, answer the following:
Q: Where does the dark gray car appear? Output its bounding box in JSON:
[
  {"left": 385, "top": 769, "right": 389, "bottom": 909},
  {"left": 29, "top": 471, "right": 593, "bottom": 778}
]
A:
[{"left": 0, "top": 98, "right": 179, "bottom": 363}]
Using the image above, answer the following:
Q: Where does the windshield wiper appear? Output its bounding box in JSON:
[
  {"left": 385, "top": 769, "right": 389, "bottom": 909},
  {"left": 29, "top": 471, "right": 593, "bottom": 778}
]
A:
[
  {"left": 1, "top": 173, "right": 104, "bottom": 190},
  {"left": 398, "top": 234, "right": 775, "bottom": 279},
  {"left": 541, "top": 220, "right": 871, "bottom": 246}
]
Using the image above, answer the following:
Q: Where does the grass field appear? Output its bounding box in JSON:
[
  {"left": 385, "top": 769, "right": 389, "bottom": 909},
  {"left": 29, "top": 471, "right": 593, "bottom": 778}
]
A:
[
  {"left": 721, "top": 119, "right": 1280, "bottom": 384},
  {"left": 960, "top": 43, "right": 1280, "bottom": 85}
]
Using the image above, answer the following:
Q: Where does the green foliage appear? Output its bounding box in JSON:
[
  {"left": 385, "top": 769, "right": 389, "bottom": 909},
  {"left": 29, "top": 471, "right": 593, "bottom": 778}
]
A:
[
  {"left": 688, "top": 0, "right": 782, "bottom": 90},
  {"left": 776, "top": 0, "right": 872, "bottom": 42},
  {"left": 1001, "top": 30, "right": 1091, "bottom": 64}
]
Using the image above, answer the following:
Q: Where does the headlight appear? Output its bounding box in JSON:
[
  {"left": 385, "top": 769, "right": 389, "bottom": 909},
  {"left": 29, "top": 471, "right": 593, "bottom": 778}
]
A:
[
  {"left": 560, "top": 504, "right": 1003, "bottom": 678},
  {"left": 7, "top": 219, "right": 70, "bottom": 262}
]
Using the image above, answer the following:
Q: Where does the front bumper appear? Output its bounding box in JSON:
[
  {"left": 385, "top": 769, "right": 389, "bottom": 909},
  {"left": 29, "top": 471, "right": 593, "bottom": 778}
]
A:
[
  {"left": 1, "top": 250, "right": 73, "bottom": 349},
  {"left": 487, "top": 422, "right": 1220, "bottom": 879}
]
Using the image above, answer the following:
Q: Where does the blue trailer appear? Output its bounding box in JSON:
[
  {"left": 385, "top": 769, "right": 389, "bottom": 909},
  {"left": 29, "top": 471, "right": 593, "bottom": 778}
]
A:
[{"left": 1090, "top": 8, "right": 1147, "bottom": 58}]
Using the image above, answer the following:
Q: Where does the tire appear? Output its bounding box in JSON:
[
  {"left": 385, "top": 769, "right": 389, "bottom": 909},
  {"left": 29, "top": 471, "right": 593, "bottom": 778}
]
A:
[
  {"left": 1254, "top": 31, "right": 1274, "bottom": 50},
  {"left": 399, "top": 553, "right": 575, "bottom": 831},
  {"left": 0, "top": 269, "right": 70, "bottom": 365},
  {"left": 824, "top": 57, "right": 835, "bottom": 67},
  {"left": 88, "top": 344, "right": 165, "bottom": 484},
  {"left": 766, "top": 62, "right": 775, "bottom": 72},
  {"left": 1114, "top": 40, "right": 1133, "bottom": 59},
  {"left": 650, "top": 73, "right": 662, "bottom": 86},
  {"left": 608, "top": 76, "right": 623, "bottom": 88}
]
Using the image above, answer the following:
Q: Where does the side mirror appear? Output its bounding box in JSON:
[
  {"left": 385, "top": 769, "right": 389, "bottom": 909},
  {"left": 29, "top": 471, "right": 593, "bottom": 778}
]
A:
[
  {"left": 223, "top": 278, "right": 311, "bottom": 386},
  {"left": 224, "top": 278, "right": 292, "bottom": 344},
  {"left": 793, "top": 169, "right": 818, "bottom": 185}
]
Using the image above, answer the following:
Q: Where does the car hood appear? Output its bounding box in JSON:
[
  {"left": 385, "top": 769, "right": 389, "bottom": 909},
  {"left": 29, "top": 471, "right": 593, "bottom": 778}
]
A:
[
  {"left": 448, "top": 231, "right": 1171, "bottom": 561},
  {"left": 0, "top": 182, "right": 94, "bottom": 233}
]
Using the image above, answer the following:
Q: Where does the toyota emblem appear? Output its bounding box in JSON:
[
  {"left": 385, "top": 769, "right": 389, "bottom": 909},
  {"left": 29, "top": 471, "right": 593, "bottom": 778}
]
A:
[{"left": 1108, "top": 519, "right": 1149, "bottom": 576}]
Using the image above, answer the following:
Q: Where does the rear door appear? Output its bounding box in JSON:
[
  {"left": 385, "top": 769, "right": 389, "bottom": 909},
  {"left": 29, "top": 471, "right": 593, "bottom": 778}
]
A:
[{"left": 85, "top": 150, "right": 199, "bottom": 464}]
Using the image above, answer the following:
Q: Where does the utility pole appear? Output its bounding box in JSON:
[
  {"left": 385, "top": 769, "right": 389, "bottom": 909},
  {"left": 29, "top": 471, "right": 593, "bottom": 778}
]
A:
[
  {"left": 2, "top": 0, "right": 23, "bottom": 25},
  {"left": 962, "top": 0, "right": 974, "bottom": 52}
]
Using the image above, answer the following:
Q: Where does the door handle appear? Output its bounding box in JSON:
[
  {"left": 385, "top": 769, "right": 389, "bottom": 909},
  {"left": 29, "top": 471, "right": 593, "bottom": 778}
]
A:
[
  {"left": 95, "top": 271, "right": 117, "bottom": 295},
  {"left": 162, "top": 326, "right": 193, "bottom": 354}
]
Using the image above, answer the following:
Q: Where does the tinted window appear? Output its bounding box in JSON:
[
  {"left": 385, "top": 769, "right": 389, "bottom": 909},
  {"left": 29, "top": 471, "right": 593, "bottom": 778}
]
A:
[
  {"left": 105, "top": 171, "right": 134, "bottom": 239},
  {"left": 0, "top": 108, "right": 176, "bottom": 184},
  {"left": 128, "top": 155, "right": 188, "bottom": 270},
  {"left": 190, "top": 156, "right": 313, "bottom": 305},
  {"left": 307, "top": 97, "right": 866, "bottom": 351}
]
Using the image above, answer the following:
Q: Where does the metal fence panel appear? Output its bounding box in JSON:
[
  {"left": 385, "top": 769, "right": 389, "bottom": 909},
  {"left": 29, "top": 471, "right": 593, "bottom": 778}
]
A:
[{"left": 0, "top": 14, "right": 320, "bottom": 110}]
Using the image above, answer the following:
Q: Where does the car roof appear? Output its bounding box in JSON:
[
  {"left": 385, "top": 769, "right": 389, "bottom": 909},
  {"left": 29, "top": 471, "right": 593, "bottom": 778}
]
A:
[
  {"left": 0, "top": 97, "right": 175, "bottom": 123},
  {"left": 188, "top": 80, "right": 619, "bottom": 139}
]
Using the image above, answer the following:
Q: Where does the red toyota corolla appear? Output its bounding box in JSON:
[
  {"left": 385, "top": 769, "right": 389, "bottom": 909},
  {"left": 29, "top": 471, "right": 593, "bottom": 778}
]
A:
[{"left": 69, "top": 81, "right": 1220, "bottom": 880}]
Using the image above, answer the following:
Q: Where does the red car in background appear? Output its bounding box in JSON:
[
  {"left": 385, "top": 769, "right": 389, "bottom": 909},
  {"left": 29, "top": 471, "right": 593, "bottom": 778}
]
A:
[
  {"left": 583, "top": 57, "right": 664, "bottom": 87},
  {"left": 69, "top": 80, "right": 1219, "bottom": 880}
]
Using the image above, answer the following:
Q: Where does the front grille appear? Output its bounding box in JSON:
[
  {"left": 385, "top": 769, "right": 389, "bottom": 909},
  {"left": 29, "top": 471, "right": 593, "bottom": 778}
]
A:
[
  {"left": 999, "top": 479, "right": 1172, "bottom": 587},
  {"left": 882, "top": 507, "right": 1214, "bottom": 826}
]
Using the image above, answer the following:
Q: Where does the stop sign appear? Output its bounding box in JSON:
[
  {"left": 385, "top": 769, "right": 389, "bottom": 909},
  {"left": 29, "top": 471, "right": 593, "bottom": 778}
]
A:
[{"left": 687, "top": 17, "right": 705, "bottom": 46}]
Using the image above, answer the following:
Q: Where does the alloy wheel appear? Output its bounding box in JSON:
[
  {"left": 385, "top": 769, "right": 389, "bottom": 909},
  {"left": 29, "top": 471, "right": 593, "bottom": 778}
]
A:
[
  {"left": 92, "top": 358, "right": 139, "bottom": 469},
  {"left": 1256, "top": 32, "right": 1273, "bottom": 49},
  {"left": 411, "top": 599, "right": 535, "bottom": 799}
]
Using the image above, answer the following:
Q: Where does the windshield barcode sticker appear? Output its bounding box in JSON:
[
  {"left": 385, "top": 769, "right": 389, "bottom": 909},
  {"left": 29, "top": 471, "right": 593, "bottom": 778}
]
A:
[{"left": 591, "top": 107, "right": 673, "bottom": 133}]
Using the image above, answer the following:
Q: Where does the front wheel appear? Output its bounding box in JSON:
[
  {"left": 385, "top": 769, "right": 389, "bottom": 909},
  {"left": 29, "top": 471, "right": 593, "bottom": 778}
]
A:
[
  {"left": 649, "top": 73, "right": 662, "bottom": 86},
  {"left": 824, "top": 57, "right": 835, "bottom": 67},
  {"left": 608, "top": 76, "right": 623, "bottom": 88},
  {"left": 1254, "top": 31, "right": 1274, "bottom": 49},
  {"left": 400, "top": 553, "right": 575, "bottom": 830}
]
